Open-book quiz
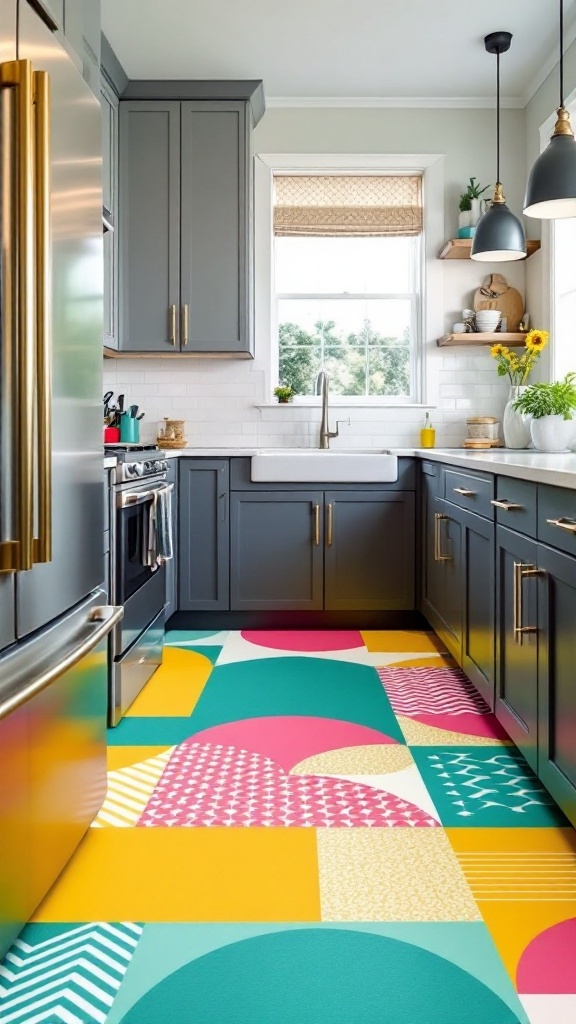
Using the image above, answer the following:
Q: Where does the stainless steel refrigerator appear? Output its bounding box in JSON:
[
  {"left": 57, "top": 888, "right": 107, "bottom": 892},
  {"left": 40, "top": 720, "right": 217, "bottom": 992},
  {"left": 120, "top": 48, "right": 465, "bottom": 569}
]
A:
[{"left": 0, "top": 0, "right": 121, "bottom": 957}]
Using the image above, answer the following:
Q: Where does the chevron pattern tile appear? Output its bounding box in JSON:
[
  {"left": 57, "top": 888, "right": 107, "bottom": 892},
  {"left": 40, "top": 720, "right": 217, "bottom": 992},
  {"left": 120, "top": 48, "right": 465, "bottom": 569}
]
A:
[{"left": 0, "top": 922, "right": 142, "bottom": 1023}]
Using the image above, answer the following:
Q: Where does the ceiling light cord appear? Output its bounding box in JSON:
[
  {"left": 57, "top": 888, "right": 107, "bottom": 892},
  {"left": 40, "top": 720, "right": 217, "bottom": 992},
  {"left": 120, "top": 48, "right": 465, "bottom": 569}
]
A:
[
  {"left": 560, "top": 0, "right": 564, "bottom": 108},
  {"left": 496, "top": 49, "right": 501, "bottom": 185}
]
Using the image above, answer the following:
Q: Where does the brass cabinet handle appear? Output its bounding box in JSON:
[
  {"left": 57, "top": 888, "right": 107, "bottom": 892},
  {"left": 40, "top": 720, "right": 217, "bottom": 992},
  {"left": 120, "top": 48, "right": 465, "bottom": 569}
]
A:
[
  {"left": 182, "top": 304, "right": 189, "bottom": 347},
  {"left": 313, "top": 503, "right": 320, "bottom": 546},
  {"left": 434, "top": 512, "right": 451, "bottom": 562},
  {"left": 546, "top": 517, "right": 576, "bottom": 534},
  {"left": 326, "top": 503, "right": 334, "bottom": 547},
  {"left": 513, "top": 561, "right": 540, "bottom": 646},
  {"left": 491, "top": 499, "right": 523, "bottom": 511},
  {"left": 32, "top": 70, "right": 52, "bottom": 565},
  {"left": 453, "top": 487, "right": 476, "bottom": 497},
  {"left": 0, "top": 60, "right": 35, "bottom": 572},
  {"left": 168, "top": 304, "right": 177, "bottom": 346}
]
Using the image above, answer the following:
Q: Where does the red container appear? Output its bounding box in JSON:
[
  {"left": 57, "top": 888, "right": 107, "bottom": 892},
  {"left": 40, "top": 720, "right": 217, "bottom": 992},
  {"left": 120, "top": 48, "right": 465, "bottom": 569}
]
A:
[{"left": 104, "top": 426, "right": 120, "bottom": 443}]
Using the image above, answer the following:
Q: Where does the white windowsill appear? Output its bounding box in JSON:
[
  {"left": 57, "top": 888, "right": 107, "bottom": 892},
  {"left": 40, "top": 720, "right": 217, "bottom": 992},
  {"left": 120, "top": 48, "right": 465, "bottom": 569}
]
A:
[{"left": 256, "top": 401, "right": 437, "bottom": 409}]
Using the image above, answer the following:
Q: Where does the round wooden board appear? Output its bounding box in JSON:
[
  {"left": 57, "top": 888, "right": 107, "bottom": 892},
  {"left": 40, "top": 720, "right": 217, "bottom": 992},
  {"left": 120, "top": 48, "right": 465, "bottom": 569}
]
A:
[{"left": 473, "top": 273, "right": 524, "bottom": 333}]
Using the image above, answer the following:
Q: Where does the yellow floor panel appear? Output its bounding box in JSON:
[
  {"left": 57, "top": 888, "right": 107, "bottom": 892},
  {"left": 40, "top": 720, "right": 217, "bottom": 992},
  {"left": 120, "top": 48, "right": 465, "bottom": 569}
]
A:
[
  {"left": 446, "top": 827, "right": 576, "bottom": 983},
  {"left": 32, "top": 827, "right": 321, "bottom": 923},
  {"left": 125, "top": 647, "right": 213, "bottom": 717},
  {"left": 107, "top": 746, "right": 174, "bottom": 771},
  {"left": 361, "top": 630, "right": 447, "bottom": 654},
  {"left": 384, "top": 655, "right": 457, "bottom": 669}
]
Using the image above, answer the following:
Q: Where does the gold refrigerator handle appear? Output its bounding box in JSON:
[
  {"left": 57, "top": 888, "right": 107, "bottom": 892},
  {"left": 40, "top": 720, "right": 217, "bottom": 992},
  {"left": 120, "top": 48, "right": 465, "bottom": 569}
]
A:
[
  {"left": 0, "top": 60, "right": 35, "bottom": 572},
  {"left": 33, "top": 70, "right": 52, "bottom": 564}
]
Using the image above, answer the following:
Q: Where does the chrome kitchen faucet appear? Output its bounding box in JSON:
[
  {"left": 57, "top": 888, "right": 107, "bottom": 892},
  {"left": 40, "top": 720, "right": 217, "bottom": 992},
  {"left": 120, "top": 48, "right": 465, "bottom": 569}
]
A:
[{"left": 315, "top": 370, "right": 350, "bottom": 449}]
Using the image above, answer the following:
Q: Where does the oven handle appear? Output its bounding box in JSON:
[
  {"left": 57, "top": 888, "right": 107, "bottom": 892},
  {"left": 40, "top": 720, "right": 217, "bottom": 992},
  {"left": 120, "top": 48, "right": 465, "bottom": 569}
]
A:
[{"left": 120, "top": 483, "right": 173, "bottom": 508}]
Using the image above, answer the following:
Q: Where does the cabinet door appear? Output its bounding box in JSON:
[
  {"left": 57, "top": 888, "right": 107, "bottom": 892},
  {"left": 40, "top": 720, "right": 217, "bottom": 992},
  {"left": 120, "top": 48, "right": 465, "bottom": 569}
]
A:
[
  {"left": 178, "top": 460, "right": 229, "bottom": 611},
  {"left": 421, "top": 463, "right": 444, "bottom": 622},
  {"left": 495, "top": 526, "right": 539, "bottom": 768},
  {"left": 164, "top": 460, "right": 178, "bottom": 621},
  {"left": 537, "top": 542, "right": 576, "bottom": 827},
  {"left": 119, "top": 102, "right": 181, "bottom": 351},
  {"left": 231, "top": 492, "right": 323, "bottom": 610},
  {"left": 324, "top": 491, "right": 415, "bottom": 611},
  {"left": 426, "top": 498, "right": 462, "bottom": 661},
  {"left": 180, "top": 102, "right": 252, "bottom": 355},
  {"left": 101, "top": 81, "right": 118, "bottom": 347},
  {"left": 456, "top": 505, "right": 496, "bottom": 708}
]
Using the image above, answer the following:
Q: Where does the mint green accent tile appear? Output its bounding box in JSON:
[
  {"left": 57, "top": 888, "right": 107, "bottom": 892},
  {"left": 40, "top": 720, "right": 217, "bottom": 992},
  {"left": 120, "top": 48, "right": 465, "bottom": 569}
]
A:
[
  {"left": 107, "top": 717, "right": 203, "bottom": 746},
  {"left": 412, "top": 746, "right": 569, "bottom": 827},
  {"left": 106, "top": 923, "right": 527, "bottom": 1024},
  {"left": 166, "top": 644, "right": 222, "bottom": 664},
  {"left": 115, "top": 927, "right": 525, "bottom": 1024},
  {"left": 187, "top": 658, "right": 404, "bottom": 741}
]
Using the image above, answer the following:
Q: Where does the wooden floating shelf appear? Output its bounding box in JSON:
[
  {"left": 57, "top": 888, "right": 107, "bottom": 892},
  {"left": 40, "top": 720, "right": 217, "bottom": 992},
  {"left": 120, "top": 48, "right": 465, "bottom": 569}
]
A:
[
  {"left": 438, "top": 332, "right": 528, "bottom": 348},
  {"left": 438, "top": 239, "right": 541, "bottom": 260}
]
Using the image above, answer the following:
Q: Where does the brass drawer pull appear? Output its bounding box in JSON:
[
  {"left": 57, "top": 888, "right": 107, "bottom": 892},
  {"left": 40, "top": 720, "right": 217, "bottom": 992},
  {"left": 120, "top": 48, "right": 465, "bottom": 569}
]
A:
[
  {"left": 326, "top": 503, "right": 334, "bottom": 547},
  {"left": 491, "top": 499, "right": 523, "bottom": 511},
  {"left": 182, "top": 303, "right": 189, "bottom": 347},
  {"left": 513, "top": 562, "right": 541, "bottom": 646},
  {"left": 546, "top": 517, "right": 576, "bottom": 534},
  {"left": 168, "top": 304, "right": 177, "bottom": 346},
  {"left": 313, "top": 503, "right": 320, "bottom": 546},
  {"left": 453, "top": 487, "right": 476, "bottom": 497},
  {"left": 434, "top": 512, "right": 451, "bottom": 562}
]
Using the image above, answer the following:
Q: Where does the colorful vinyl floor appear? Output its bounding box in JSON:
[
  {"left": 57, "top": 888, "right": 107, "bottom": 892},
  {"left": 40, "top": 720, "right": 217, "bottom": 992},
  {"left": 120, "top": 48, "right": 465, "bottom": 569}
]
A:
[{"left": 1, "top": 629, "right": 575, "bottom": 1023}]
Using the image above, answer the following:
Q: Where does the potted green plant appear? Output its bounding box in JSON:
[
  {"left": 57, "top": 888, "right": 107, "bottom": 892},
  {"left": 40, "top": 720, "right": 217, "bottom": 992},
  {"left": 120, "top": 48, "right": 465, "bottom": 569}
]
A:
[
  {"left": 458, "top": 177, "right": 491, "bottom": 237},
  {"left": 273, "top": 385, "right": 295, "bottom": 404},
  {"left": 513, "top": 373, "right": 576, "bottom": 452}
]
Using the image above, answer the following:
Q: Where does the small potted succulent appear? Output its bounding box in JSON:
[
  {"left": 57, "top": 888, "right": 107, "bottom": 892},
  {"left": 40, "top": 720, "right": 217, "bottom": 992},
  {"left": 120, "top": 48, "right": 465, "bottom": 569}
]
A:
[
  {"left": 513, "top": 373, "right": 576, "bottom": 452},
  {"left": 273, "top": 385, "right": 295, "bottom": 403}
]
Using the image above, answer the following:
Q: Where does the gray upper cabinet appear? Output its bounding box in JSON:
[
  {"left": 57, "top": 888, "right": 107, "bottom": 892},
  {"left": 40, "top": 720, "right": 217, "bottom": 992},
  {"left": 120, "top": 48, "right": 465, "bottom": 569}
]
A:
[
  {"left": 101, "top": 79, "right": 118, "bottom": 347},
  {"left": 324, "top": 491, "right": 415, "bottom": 611},
  {"left": 119, "top": 94, "right": 259, "bottom": 356},
  {"left": 119, "top": 102, "right": 181, "bottom": 352},
  {"left": 60, "top": 0, "right": 101, "bottom": 95}
]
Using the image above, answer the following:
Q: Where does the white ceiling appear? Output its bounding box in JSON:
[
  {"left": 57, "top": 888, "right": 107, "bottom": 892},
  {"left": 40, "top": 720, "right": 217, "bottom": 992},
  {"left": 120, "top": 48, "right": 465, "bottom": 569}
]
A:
[{"left": 102, "top": 0, "right": 576, "bottom": 106}]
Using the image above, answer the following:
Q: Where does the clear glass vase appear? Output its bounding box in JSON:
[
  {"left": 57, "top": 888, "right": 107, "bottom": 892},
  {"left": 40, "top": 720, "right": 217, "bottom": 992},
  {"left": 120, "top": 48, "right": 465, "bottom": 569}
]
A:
[{"left": 502, "top": 385, "right": 531, "bottom": 449}]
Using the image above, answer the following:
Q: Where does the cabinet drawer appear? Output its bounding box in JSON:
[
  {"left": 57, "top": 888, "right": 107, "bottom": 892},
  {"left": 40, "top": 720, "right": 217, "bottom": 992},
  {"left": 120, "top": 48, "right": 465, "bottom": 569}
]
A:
[
  {"left": 443, "top": 467, "right": 494, "bottom": 518},
  {"left": 492, "top": 477, "right": 537, "bottom": 536},
  {"left": 538, "top": 484, "right": 576, "bottom": 555}
]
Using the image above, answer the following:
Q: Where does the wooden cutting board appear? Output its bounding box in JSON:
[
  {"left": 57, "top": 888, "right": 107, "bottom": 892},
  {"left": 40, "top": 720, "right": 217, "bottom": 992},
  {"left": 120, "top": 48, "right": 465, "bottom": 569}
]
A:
[{"left": 473, "top": 273, "right": 524, "bottom": 333}]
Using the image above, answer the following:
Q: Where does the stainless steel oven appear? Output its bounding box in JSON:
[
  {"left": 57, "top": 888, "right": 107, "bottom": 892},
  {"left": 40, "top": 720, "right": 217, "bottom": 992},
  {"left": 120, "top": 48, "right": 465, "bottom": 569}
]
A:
[{"left": 108, "top": 449, "right": 174, "bottom": 725}]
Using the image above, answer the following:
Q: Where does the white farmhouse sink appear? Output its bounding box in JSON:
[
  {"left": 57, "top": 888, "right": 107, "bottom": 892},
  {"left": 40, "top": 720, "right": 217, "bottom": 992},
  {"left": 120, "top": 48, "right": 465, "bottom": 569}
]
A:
[{"left": 250, "top": 449, "right": 398, "bottom": 483}]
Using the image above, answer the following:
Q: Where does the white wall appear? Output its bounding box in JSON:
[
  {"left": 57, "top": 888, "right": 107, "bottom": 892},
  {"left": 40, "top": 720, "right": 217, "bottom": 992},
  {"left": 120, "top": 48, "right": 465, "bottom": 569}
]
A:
[{"left": 105, "top": 104, "right": 529, "bottom": 449}]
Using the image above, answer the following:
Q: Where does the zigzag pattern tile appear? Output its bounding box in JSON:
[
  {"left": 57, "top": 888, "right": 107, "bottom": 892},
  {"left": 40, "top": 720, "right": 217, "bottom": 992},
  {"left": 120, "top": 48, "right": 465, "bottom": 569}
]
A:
[
  {"left": 0, "top": 922, "right": 142, "bottom": 1023},
  {"left": 92, "top": 751, "right": 174, "bottom": 828},
  {"left": 378, "top": 666, "right": 492, "bottom": 716}
]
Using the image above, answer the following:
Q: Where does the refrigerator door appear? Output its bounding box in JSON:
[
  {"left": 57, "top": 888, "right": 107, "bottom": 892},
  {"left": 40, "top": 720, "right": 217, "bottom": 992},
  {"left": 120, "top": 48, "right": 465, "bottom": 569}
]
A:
[
  {"left": 0, "top": 0, "right": 17, "bottom": 648},
  {"left": 15, "top": 0, "right": 104, "bottom": 637},
  {"left": 0, "top": 594, "right": 123, "bottom": 958}
]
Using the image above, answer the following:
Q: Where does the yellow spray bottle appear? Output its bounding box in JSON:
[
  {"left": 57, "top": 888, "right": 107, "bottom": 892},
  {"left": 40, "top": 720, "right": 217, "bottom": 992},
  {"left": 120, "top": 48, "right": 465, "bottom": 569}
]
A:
[{"left": 420, "top": 412, "right": 435, "bottom": 448}]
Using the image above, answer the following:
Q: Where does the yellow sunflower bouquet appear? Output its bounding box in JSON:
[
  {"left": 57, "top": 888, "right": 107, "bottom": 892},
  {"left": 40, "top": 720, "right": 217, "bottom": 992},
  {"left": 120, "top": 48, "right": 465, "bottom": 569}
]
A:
[{"left": 490, "top": 329, "right": 548, "bottom": 385}]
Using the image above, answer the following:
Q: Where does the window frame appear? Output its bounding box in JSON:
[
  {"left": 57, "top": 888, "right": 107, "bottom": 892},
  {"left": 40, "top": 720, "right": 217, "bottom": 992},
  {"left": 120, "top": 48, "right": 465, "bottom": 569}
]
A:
[{"left": 254, "top": 153, "right": 445, "bottom": 408}]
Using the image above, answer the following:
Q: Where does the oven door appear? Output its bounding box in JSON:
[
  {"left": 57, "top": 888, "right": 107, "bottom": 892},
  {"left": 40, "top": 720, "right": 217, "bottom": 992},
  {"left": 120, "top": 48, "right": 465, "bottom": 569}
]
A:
[{"left": 116, "top": 490, "right": 158, "bottom": 603}]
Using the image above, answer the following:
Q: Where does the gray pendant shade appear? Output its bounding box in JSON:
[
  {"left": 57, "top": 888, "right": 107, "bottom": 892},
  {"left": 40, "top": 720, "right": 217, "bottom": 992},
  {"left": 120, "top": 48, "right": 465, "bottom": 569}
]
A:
[
  {"left": 524, "top": 131, "right": 576, "bottom": 218},
  {"left": 471, "top": 201, "right": 526, "bottom": 262}
]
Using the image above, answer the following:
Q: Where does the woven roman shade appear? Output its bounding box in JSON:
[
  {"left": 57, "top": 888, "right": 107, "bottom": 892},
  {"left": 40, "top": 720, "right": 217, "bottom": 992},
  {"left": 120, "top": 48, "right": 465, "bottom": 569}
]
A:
[{"left": 273, "top": 175, "right": 423, "bottom": 238}]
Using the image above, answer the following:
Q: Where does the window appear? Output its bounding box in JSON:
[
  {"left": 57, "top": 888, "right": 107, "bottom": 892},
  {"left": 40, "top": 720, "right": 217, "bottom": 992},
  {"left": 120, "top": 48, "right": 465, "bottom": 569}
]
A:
[
  {"left": 273, "top": 174, "right": 422, "bottom": 400},
  {"left": 552, "top": 218, "right": 576, "bottom": 380}
]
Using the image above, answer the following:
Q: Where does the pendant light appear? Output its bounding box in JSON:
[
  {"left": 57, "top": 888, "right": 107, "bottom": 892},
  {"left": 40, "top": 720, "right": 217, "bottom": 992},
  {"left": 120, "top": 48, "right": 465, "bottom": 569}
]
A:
[
  {"left": 524, "top": 0, "right": 576, "bottom": 218},
  {"left": 471, "top": 31, "right": 526, "bottom": 261}
]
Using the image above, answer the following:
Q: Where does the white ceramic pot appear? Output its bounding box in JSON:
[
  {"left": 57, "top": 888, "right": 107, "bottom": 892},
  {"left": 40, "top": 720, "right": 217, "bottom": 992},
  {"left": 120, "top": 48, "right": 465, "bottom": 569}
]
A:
[
  {"left": 458, "top": 210, "right": 471, "bottom": 229},
  {"left": 530, "top": 415, "right": 575, "bottom": 453},
  {"left": 503, "top": 385, "right": 532, "bottom": 449},
  {"left": 469, "top": 198, "right": 482, "bottom": 226}
]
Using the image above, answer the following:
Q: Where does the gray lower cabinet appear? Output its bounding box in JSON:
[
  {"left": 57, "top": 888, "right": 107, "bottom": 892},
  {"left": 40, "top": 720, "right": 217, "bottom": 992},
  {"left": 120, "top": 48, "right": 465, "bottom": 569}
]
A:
[
  {"left": 423, "top": 496, "right": 463, "bottom": 662},
  {"left": 179, "top": 460, "right": 229, "bottom": 611},
  {"left": 324, "top": 491, "right": 415, "bottom": 611},
  {"left": 538, "top": 542, "right": 576, "bottom": 827},
  {"left": 495, "top": 526, "right": 539, "bottom": 770},
  {"left": 119, "top": 98, "right": 256, "bottom": 355},
  {"left": 230, "top": 492, "right": 324, "bottom": 611},
  {"left": 453, "top": 503, "right": 495, "bottom": 708},
  {"left": 165, "top": 460, "right": 179, "bottom": 621},
  {"left": 229, "top": 489, "right": 415, "bottom": 612}
]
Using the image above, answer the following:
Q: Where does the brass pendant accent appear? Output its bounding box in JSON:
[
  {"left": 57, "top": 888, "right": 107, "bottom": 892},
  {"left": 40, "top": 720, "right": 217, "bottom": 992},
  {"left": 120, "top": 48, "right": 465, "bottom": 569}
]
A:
[
  {"left": 552, "top": 106, "right": 575, "bottom": 138},
  {"left": 491, "top": 182, "right": 506, "bottom": 205}
]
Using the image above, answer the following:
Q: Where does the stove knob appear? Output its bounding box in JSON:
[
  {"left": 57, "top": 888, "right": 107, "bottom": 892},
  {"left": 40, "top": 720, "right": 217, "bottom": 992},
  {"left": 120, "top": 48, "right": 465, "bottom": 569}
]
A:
[
  {"left": 133, "top": 463, "right": 144, "bottom": 476},
  {"left": 160, "top": 460, "right": 168, "bottom": 472}
]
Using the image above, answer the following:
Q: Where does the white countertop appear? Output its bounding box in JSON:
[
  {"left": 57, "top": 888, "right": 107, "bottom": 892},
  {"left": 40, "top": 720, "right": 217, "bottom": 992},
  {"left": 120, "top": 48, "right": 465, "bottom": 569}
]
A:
[{"left": 103, "top": 447, "right": 576, "bottom": 490}]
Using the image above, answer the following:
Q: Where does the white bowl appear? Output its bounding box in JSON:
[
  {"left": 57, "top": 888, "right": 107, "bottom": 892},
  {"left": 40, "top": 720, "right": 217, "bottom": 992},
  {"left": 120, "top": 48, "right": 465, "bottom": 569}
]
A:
[{"left": 475, "top": 310, "right": 501, "bottom": 331}]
